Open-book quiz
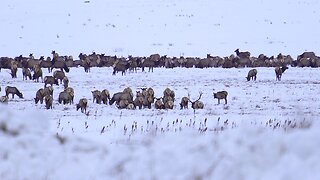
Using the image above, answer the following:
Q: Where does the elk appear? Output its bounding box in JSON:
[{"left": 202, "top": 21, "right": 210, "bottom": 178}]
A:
[
  {"left": 133, "top": 96, "right": 144, "bottom": 109},
  {"left": 44, "top": 95, "right": 53, "bottom": 109},
  {"left": 63, "top": 76, "right": 69, "bottom": 89},
  {"left": 53, "top": 70, "right": 65, "bottom": 84},
  {"left": 22, "top": 67, "right": 32, "bottom": 80},
  {"left": 189, "top": 92, "right": 204, "bottom": 109},
  {"left": 32, "top": 65, "right": 43, "bottom": 82},
  {"left": 44, "top": 76, "right": 59, "bottom": 87},
  {"left": 213, "top": 91, "right": 228, "bottom": 104},
  {"left": 275, "top": 66, "right": 288, "bottom": 81},
  {"left": 10, "top": 61, "right": 18, "bottom": 78},
  {"left": 5, "top": 86, "right": 23, "bottom": 99},
  {"left": 155, "top": 98, "right": 165, "bottom": 109},
  {"left": 234, "top": 49, "right": 251, "bottom": 59},
  {"left": 64, "top": 87, "right": 75, "bottom": 104},
  {"left": 246, "top": 69, "right": 257, "bottom": 81},
  {"left": 58, "top": 91, "right": 72, "bottom": 105},
  {"left": 117, "top": 99, "right": 130, "bottom": 109},
  {"left": 180, "top": 97, "right": 189, "bottom": 109},
  {"left": 0, "top": 96, "right": 9, "bottom": 104},
  {"left": 112, "top": 59, "right": 130, "bottom": 75},
  {"left": 101, "top": 89, "right": 110, "bottom": 105},
  {"left": 92, "top": 90, "right": 102, "bottom": 104},
  {"left": 35, "top": 88, "right": 45, "bottom": 104},
  {"left": 76, "top": 98, "right": 88, "bottom": 113},
  {"left": 109, "top": 92, "right": 133, "bottom": 105}
]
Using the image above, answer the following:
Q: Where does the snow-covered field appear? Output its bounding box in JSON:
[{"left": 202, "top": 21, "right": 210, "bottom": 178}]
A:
[{"left": 1, "top": 0, "right": 320, "bottom": 179}]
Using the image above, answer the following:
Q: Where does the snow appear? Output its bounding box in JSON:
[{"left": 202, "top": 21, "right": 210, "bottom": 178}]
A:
[{"left": 1, "top": 0, "right": 320, "bottom": 179}]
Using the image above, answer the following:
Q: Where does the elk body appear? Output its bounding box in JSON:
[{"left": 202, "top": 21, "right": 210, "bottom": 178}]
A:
[
  {"left": 32, "top": 65, "right": 43, "bottom": 82},
  {"left": 101, "top": 89, "right": 110, "bottom": 105},
  {"left": 35, "top": 88, "right": 45, "bottom": 104},
  {"left": 5, "top": 86, "right": 23, "bottom": 99},
  {"left": 179, "top": 97, "right": 189, "bottom": 109},
  {"left": 275, "top": 66, "right": 288, "bottom": 81},
  {"left": 76, "top": 98, "right": 88, "bottom": 113},
  {"left": 63, "top": 76, "right": 69, "bottom": 89},
  {"left": 155, "top": 98, "right": 165, "bottom": 109},
  {"left": 10, "top": 61, "right": 18, "bottom": 78},
  {"left": 246, "top": 69, "right": 257, "bottom": 81},
  {"left": 53, "top": 70, "right": 65, "bottom": 84},
  {"left": 45, "top": 95, "right": 53, "bottom": 109},
  {"left": 92, "top": 90, "right": 102, "bottom": 104},
  {"left": 64, "top": 87, "right": 75, "bottom": 104},
  {"left": 22, "top": 67, "right": 32, "bottom": 80},
  {"left": 44, "top": 76, "right": 59, "bottom": 87},
  {"left": 213, "top": 91, "right": 228, "bottom": 104},
  {"left": 58, "top": 91, "right": 72, "bottom": 105}
]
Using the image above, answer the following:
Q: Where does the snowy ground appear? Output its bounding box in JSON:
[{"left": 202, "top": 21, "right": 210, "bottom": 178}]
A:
[
  {"left": 1, "top": 66, "right": 320, "bottom": 179},
  {"left": 1, "top": 0, "right": 320, "bottom": 179}
]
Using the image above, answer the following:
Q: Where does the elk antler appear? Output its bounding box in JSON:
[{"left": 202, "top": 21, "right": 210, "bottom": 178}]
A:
[{"left": 196, "top": 91, "right": 203, "bottom": 102}]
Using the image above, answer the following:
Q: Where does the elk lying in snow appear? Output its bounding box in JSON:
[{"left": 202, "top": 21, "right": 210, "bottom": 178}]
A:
[
  {"left": 92, "top": 90, "right": 102, "bottom": 104},
  {"left": 180, "top": 97, "right": 189, "bottom": 109},
  {"left": 45, "top": 95, "right": 53, "bottom": 109},
  {"left": 246, "top": 69, "right": 257, "bottom": 81},
  {"left": 44, "top": 76, "right": 59, "bottom": 87},
  {"left": 275, "top": 66, "right": 288, "bottom": 81},
  {"left": 22, "top": 67, "right": 32, "bottom": 80},
  {"left": 213, "top": 91, "right": 228, "bottom": 104},
  {"left": 189, "top": 92, "right": 204, "bottom": 109},
  {"left": 234, "top": 49, "right": 251, "bottom": 59},
  {"left": 5, "top": 86, "right": 23, "bottom": 99},
  {"left": 76, "top": 98, "right": 88, "bottom": 113},
  {"left": 0, "top": 96, "right": 9, "bottom": 104},
  {"left": 117, "top": 99, "right": 130, "bottom": 109},
  {"left": 133, "top": 96, "right": 144, "bottom": 109},
  {"left": 155, "top": 98, "right": 165, "bottom": 109}
]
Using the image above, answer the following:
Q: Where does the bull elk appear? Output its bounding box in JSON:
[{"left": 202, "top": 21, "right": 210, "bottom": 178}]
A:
[{"left": 189, "top": 92, "right": 204, "bottom": 109}]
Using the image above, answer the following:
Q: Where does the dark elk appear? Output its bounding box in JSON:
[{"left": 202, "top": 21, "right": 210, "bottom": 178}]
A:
[
  {"left": 275, "top": 66, "right": 288, "bottom": 81},
  {"left": 246, "top": 69, "right": 257, "bottom": 81},
  {"left": 5, "top": 86, "right": 23, "bottom": 99},
  {"left": 22, "top": 67, "right": 32, "bottom": 80},
  {"left": 141, "top": 54, "right": 160, "bottom": 72},
  {"left": 45, "top": 95, "right": 53, "bottom": 109},
  {"left": 213, "top": 91, "right": 228, "bottom": 104},
  {"left": 180, "top": 97, "right": 189, "bottom": 109}
]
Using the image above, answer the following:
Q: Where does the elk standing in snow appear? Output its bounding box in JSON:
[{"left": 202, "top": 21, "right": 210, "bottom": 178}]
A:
[
  {"left": 275, "top": 66, "right": 288, "bottom": 81},
  {"left": 246, "top": 69, "right": 257, "bottom": 81},
  {"left": 213, "top": 91, "right": 228, "bottom": 104}
]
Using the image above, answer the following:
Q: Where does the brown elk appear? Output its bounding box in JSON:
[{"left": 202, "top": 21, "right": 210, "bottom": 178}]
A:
[
  {"left": 35, "top": 88, "right": 45, "bottom": 104},
  {"left": 53, "top": 70, "right": 65, "bottom": 84},
  {"left": 0, "top": 96, "right": 9, "bottom": 104},
  {"left": 155, "top": 98, "right": 165, "bottom": 109},
  {"left": 101, "top": 89, "right": 110, "bottom": 105},
  {"left": 92, "top": 90, "right": 102, "bottom": 104},
  {"left": 64, "top": 87, "right": 75, "bottom": 104},
  {"left": 63, "top": 76, "right": 69, "bottom": 89},
  {"left": 32, "top": 64, "right": 43, "bottom": 82},
  {"left": 10, "top": 61, "right": 18, "bottom": 78},
  {"left": 44, "top": 76, "right": 59, "bottom": 87},
  {"left": 179, "top": 97, "right": 189, "bottom": 109},
  {"left": 45, "top": 95, "right": 53, "bottom": 109},
  {"left": 76, "top": 98, "right": 88, "bottom": 113},
  {"left": 213, "top": 91, "right": 228, "bottom": 104}
]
